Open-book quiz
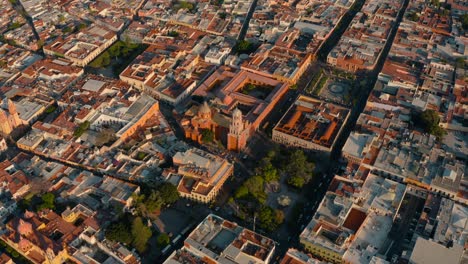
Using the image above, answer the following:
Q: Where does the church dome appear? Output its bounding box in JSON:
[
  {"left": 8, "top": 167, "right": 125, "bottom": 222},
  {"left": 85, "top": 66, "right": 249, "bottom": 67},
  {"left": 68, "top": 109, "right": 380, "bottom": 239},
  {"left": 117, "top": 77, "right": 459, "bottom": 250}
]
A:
[
  {"left": 198, "top": 101, "right": 211, "bottom": 118},
  {"left": 232, "top": 108, "right": 242, "bottom": 118}
]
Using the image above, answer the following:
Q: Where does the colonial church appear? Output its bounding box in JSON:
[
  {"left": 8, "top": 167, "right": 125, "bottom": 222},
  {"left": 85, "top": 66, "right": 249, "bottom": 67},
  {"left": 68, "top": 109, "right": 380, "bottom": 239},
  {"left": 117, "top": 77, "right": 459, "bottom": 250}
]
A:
[
  {"left": 181, "top": 102, "right": 251, "bottom": 152},
  {"left": 0, "top": 99, "right": 22, "bottom": 136}
]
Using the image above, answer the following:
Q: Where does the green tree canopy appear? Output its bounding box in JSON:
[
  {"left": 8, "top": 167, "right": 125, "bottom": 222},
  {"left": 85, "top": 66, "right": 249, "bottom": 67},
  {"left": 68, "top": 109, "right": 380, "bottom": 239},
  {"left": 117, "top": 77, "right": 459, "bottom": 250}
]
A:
[
  {"left": 157, "top": 233, "right": 170, "bottom": 247},
  {"left": 144, "top": 191, "right": 165, "bottom": 213},
  {"left": 131, "top": 217, "right": 152, "bottom": 253},
  {"left": 287, "top": 175, "right": 306, "bottom": 188},
  {"left": 259, "top": 162, "right": 279, "bottom": 183},
  {"left": 408, "top": 12, "right": 419, "bottom": 22},
  {"left": 105, "top": 222, "right": 132, "bottom": 245},
  {"left": 462, "top": 14, "right": 468, "bottom": 30},
  {"left": 167, "top": 30, "right": 179, "bottom": 37},
  {"left": 134, "top": 183, "right": 179, "bottom": 217},
  {"left": 254, "top": 149, "right": 279, "bottom": 182},
  {"left": 284, "top": 150, "right": 315, "bottom": 188},
  {"left": 235, "top": 175, "right": 267, "bottom": 204},
  {"left": 219, "top": 12, "right": 227, "bottom": 19},
  {"left": 234, "top": 40, "right": 255, "bottom": 54},
  {"left": 415, "top": 110, "right": 446, "bottom": 140},
  {"left": 244, "top": 176, "right": 266, "bottom": 203},
  {"left": 74, "top": 121, "right": 90, "bottom": 137},
  {"left": 178, "top": 1, "right": 195, "bottom": 11},
  {"left": 234, "top": 185, "right": 249, "bottom": 199},
  {"left": 257, "top": 205, "right": 284, "bottom": 232},
  {"left": 201, "top": 129, "right": 215, "bottom": 143},
  {"left": 158, "top": 182, "right": 180, "bottom": 205},
  {"left": 455, "top": 57, "right": 466, "bottom": 68},
  {"left": 37, "top": 193, "right": 55, "bottom": 211}
]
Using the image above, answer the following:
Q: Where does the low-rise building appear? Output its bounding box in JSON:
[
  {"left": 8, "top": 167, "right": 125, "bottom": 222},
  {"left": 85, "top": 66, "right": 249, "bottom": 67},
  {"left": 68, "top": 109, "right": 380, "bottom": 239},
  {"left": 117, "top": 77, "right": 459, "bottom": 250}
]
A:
[
  {"left": 170, "top": 148, "right": 233, "bottom": 203},
  {"left": 0, "top": 190, "right": 16, "bottom": 222},
  {"left": 184, "top": 68, "right": 289, "bottom": 151},
  {"left": 1, "top": 208, "right": 98, "bottom": 264},
  {"left": 0, "top": 98, "right": 24, "bottom": 136},
  {"left": 165, "top": 214, "right": 276, "bottom": 264},
  {"left": 280, "top": 248, "right": 325, "bottom": 264},
  {"left": 241, "top": 44, "right": 312, "bottom": 84},
  {"left": 44, "top": 25, "right": 117, "bottom": 67},
  {"left": 409, "top": 237, "right": 464, "bottom": 264},
  {"left": 273, "top": 95, "right": 350, "bottom": 154}
]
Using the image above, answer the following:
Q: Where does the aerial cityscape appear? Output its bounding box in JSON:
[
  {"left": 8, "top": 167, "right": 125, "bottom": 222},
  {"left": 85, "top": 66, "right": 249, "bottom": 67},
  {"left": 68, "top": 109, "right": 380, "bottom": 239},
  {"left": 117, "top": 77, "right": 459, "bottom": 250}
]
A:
[{"left": 0, "top": 0, "right": 466, "bottom": 263}]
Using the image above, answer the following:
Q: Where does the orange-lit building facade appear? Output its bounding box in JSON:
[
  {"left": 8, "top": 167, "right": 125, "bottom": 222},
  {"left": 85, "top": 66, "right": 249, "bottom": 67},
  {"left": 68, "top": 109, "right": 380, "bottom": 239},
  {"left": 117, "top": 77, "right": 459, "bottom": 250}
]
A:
[
  {"left": 0, "top": 99, "right": 23, "bottom": 136},
  {"left": 182, "top": 68, "right": 289, "bottom": 152},
  {"left": 273, "top": 95, "right": 350, "bottom": 154},
  {"left": 182, "top": 102, "right": 251, "bottom": 152}
]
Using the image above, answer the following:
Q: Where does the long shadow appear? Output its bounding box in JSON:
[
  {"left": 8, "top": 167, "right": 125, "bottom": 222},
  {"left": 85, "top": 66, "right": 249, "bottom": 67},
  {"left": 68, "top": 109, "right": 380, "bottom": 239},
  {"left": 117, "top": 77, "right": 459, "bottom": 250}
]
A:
[
  {"left": 8, "top": 0, "right": 42, "bottom": 54},
  {"left": 329, "top": 0, "right": 410, "bottom": 164},
  {"left": 316, "top": 0, "right": 366, "bottom": 62}
]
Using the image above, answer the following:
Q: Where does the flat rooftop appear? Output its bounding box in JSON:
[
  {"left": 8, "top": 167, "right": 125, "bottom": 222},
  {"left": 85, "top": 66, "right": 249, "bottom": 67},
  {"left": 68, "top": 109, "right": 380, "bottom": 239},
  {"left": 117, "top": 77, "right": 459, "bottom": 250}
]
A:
[
  {"left": 410, "top": 237, "right": 463, "bottom": 264},
  {"left": 165, "top": 214, "right": 275, "bottom": 264},
  {"left": 274, "top": 95, "right": 349, "bottom": 149}
]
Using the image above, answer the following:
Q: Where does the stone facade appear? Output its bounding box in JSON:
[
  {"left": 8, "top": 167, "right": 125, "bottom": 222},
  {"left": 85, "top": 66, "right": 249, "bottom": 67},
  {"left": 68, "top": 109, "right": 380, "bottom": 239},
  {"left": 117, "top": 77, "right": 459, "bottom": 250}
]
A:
[{"left": 0, "top": 99, "right": 23, "bottom": 136}]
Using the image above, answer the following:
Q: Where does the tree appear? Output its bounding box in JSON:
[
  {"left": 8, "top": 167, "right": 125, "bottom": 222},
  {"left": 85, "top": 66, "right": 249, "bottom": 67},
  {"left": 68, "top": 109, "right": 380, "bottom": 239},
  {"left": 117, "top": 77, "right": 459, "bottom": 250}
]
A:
[
  {"left": 58, "top": 14, "right": 66, "bottom": 23},
  {"left": 408, "top": 12, "right": 419, "bottom": 22},
  {"left": 133, "top": 194, "right": 148, "bottom": 216},
  {"left": 244, "top": 176, "right": 266, "bottom": 202},
  {"left": 167, "top": 31, "right": 179, "bottom": 37},
  {"left": 235, "top": 175, "right": 267, "bottom": 204},
  {"left": 144, "top": 191, "right": 165, "bottom": 213},
  {"left": 415, "top": 110, "right": 446, "bottom": 140},
  {"left": 74, "top": 121, "right": 90, "bottom": 137},
  {"left": 62, "top": 26, "right": 73, "bottom": 33},
  {"left": 157, "top": 233, "right": 170, "bottom": 247},
  {"left": 234, "top": 40, "right": 253, "bottom": 54},
  {"left": 255, "top": 151, "right": 275, "bottom": 174},
  {"left": 211, "top": 0, "right": 224, "bottom": 6},
  {"left": 287, "top": 175, "right": 305, "bottom": 188},
  {"left": 275, "top": 209, "right": 285, "bottom": 224},
  {"left": 131, "top": 217, "right": 152, "bottom": 253},
  {"left": 37, "top": 193, "right": 55, "bottom": 211},
  {"left": 201, "top": 129, "right": 215, "bottom": 143},
  {"left": 77, "top": 23, "right": 87, "bottom": 31},
  {"left": 157, "top": 182, "right": 180, "bottom": 205},
  {"left": 136, "top": 152, "right": 147, "bottom": 160},
  {"left": 105, "top": 222, "right": 133, "bottom": 245},
  {"left": 455, "top": 57, "right": 466, "bottom": 69},
  {"left": 89, "top": 52, "right": 111, "bottom": 68},
  {"left": 8, "top": 22, "right": 22, "bottom": 30},
  {"left": 257, "top": 205, "right": 283, "bottom": 232},
  {"left": 108, "top": 42, "right": 123, "bottom": 58},
  {"left": 134, "top": 183, "right": 179, "bottom": 217},
  {"left": 219, "top": 12, "right": 227, "bottom": 19},
  {"left": 260, "top": 162, "right": 279, "bottom": 183},
  {"left": 284, "top": 150, "right": 314, "bottom": 188},
  {"left": 234, "top": 185, "right": 249, "bottom": 199},
  {"left": 266, "top": 149, "right": 277, "bottom": 160},
  {"left": 178, "top": 1, "right": 195, "bottom": 11},
  {"left": 462, "top": 14, "right": 468, "bottom": 30}
]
